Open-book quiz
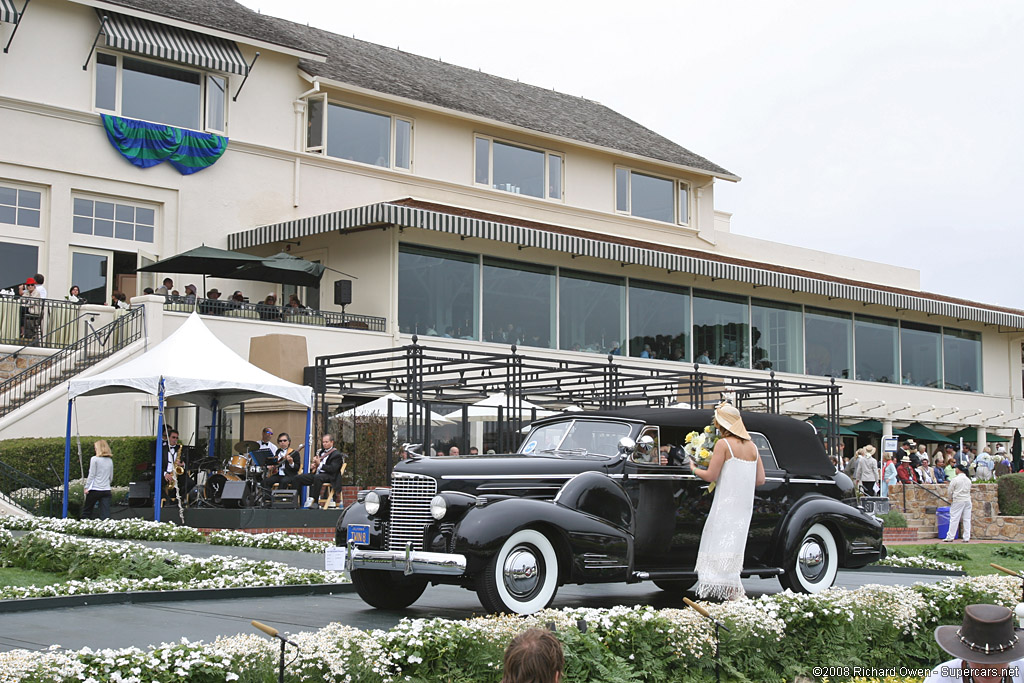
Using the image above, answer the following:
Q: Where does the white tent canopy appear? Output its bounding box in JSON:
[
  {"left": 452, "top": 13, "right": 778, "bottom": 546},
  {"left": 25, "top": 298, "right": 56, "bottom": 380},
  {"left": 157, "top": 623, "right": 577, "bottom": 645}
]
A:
[
  {"left": 68, "top": 313, "right": 312, "bottom": 408},
  {"left": 333, "top": 393, "right": 451, "bottom": 425},
  {"left": 443, "top": 392, "right": 558, "bottom": 422}
]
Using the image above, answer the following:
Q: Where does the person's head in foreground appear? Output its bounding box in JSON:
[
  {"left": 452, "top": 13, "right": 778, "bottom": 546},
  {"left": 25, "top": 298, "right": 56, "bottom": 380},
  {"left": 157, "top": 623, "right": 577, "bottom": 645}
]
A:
[
  {"left": 926, "top": 604, "right": 1024, "bottom": 682},
  {"left": 713, "top": 401, "right": 750, "bottom": 441},
  {"left": 501, "top": 628, "right": 564, "bottom": 683}
]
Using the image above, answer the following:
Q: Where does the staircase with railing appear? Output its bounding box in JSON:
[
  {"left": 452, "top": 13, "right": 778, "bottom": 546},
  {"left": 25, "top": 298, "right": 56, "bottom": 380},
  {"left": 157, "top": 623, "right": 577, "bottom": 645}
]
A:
[
  {"left": 0, "top": 306, "right": 145, "bottom": 419},
  {"left": 0, "top": 459, "right": 61, "bottom": 517}
]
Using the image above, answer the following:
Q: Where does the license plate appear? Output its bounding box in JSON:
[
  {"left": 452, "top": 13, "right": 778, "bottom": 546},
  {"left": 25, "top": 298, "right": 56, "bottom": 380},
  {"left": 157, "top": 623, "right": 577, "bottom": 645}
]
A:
[{"left": 347, "top": 524, "right": 370, "bottom": 546}]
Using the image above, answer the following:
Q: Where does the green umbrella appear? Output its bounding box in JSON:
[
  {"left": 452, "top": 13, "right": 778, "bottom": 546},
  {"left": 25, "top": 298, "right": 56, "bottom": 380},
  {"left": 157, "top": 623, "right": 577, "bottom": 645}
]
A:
[
  {"left": 945, "top": 426, "right": 1010, "bottom": 442},
  {"left": 228, "top": 252, "right": 326, "bottom": 288},
  {"left": 848, "top": 418, "right": 913, "bottom": 437},
  {"left": 805, "top": 415, "right": 858, "bottom": 437},
  {"left": 136, "top": 245, "right": 261, "bottom": 277},
  {"left": 901, "top": 422, "right": 956, "bottom": 444}
]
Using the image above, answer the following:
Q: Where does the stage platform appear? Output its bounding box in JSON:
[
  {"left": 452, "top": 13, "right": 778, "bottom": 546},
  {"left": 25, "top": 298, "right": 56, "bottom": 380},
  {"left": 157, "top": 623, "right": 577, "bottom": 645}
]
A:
[{"left": 111, "top": 506, "right": 343, "bottom": 541}]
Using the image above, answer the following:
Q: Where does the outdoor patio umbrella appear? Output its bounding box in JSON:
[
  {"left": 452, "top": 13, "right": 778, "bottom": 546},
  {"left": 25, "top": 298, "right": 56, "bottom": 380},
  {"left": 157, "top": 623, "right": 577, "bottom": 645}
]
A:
[
  {"left": 228, "top": 252, "right": 325, "bottom": 288},
  {"left": 847, "top": 418, "right": 913, "bottom": 437},
  {"left": 136, "top": 245, "right": 263, "bottom": 294},
  {"left": 805, "top": 414, "right": 858, "bottom": 436},
  {"left": 945, "top": 426, "right": 1010, "bottom": 442},
  {"left": 333, "top": 393, "right": 451, "bottom": 426},
  {"left": 1012, "top": 429, "right": 1022, "bottom": 472},
  {"left": 901, "top": 422, "right": 956, "bottom": 444}
]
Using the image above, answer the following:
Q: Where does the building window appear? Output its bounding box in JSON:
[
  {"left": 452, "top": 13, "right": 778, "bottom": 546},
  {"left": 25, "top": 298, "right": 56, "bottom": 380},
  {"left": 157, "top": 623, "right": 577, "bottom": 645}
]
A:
[
  {"left": 95, "top": 53, "right": 226, "bottom": 133},
  {"left": 482, "top": 258, "right": 555, "bottom": 349},
  {"left": 943, "top": 328, "right": 982, "bottom": 392},
  {"left": 398, "top": 245, "right": 478, "bottom": 339},
  {"left": 0, "top": 185, "right": 41, "bottom": 228},
  {"left": 0, "top": 241, "right": 39, "bottom": 287},
  {"left": 307, "top": 100, "right": 411, "bottom": 170},
  {"left": 899, "top": 322, "right": 941, "bottom": 388},
  {"left": 854, "top": 315, "right": 898, "bottom": 383},
  {"left": 804, "top": 307, "right": 851, "bottom": 379},
  {"left": 474, "top": 137, "right": 563, "bottom": 200},
  {"left": 750, "top": 299, "right": 802, "bottom": 373},
  {"left": 628, "top": 280, "right": 689, "bottom": 361},
  {"left": 615, "top": 168, "right": 690, "bottom": 225},
  {"left": 559, "top": 270, "right": 624, "bottom": 354},
  {"left": 72, "top": 197, "right": 155, "bottom": 243},
  {"left": 693, "top": 290, "right": 748, "bottom": 367}
]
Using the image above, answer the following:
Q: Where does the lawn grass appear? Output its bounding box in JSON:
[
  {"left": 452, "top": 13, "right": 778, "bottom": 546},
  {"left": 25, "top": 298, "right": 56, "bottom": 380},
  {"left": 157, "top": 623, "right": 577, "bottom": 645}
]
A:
[
  {"left": 888, "top": 542, "right": 1024, "bottom": 576},
  {"left": 0, "top": 566, "right": 63, "bottom": 588}
]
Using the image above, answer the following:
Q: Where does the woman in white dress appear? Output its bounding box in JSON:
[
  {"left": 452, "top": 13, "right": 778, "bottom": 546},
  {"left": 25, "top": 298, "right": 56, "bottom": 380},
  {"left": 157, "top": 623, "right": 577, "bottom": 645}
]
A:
[{"left": 689, "top": 402, "right": 766, "bottom": 600}]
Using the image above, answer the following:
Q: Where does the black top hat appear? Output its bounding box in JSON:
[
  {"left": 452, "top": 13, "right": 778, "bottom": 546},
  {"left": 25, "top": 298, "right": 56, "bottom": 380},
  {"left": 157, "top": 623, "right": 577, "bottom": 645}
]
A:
[{"left": 935, "top": 604, "right": 1024, "bottom": 663}]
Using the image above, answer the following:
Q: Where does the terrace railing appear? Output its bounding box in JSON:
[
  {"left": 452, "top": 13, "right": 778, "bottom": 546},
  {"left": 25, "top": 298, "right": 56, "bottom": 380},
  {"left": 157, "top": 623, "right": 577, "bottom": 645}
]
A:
[
  {"left": 0, "top": 306, "right": 144, "bottom": 419},
  {"left": 0, "top": 295, "right": 93, "bottom": 350},
  {"left": 163, "top": 296, "right": 386, "bottom": 332},
  {"left": 0, "top": 459, "right": 62, "bottom": 517}
]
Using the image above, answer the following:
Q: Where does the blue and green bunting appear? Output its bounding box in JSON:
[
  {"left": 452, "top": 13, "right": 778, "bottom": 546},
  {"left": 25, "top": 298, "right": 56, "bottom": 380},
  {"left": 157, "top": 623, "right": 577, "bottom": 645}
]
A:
[{"left": 101, "top": 114, "right": 228, "bottom": 175}]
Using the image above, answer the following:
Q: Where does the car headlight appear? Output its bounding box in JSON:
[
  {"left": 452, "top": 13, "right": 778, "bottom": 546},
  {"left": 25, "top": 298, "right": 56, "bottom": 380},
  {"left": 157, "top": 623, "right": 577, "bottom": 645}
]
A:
[
  {"left": 430, "top": 494, "right": 448, "bottom": 521},
  {"left": 364, "top": 490, "right": 381, "bottom": 516}
]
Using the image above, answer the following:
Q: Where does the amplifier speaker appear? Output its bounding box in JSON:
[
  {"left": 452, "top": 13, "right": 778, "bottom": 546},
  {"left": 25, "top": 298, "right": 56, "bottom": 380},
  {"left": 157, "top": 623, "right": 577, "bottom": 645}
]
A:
[
  {"left": 303, "top": 365, "right": 326, "bottom": 393},
  {"left": 127, "top": 481, "right": 152, "bottom": 507},
  {"left": 271, "top": 489, "right": 298, "bottom": 509},
  {"left": 334, "top": 279, "right": 352, "bottom": 307},
  {"left": 220, "top": 480, "right": 252, "bottom": 508}
]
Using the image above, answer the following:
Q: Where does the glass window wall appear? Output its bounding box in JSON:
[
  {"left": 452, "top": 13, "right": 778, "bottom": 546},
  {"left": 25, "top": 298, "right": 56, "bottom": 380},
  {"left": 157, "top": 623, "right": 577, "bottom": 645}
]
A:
[
  {"left": 854, "top": 315, "right": 898, "bottom": 383},
  {"left": 122, "top": 57, "right": 201, "bottom": 130},
  {"left": 900, "top": 322, "right": 941, "bottom": 387},
  {"left": 0, "top": 241, "right": 38, "bottom": 288},
  {"left": 750, "top": 299, "right": 802, "bottom": 372},
  {"left": 628, "top": 280, "right": 689, "bottom": 361},
  {"left": 398, "top": 246, "right": 479, "bottom": 339},
  {"left": 692, "top": 290, "right": 748, "bottom": 367},
  {"left": 327, "top": 104, "right": 391, "bottom": 167},
  {"left": 804, "top": 307, "right": 852, "bottom": 379},
  {"left": 559, "top": 270, "right": 624, "bottom": 354},
  {"left": 944, "top": 328, "right": 982, "bottom": 392},
  {"left": 483, "top": 258, "right": 555, "bottom": 348}
]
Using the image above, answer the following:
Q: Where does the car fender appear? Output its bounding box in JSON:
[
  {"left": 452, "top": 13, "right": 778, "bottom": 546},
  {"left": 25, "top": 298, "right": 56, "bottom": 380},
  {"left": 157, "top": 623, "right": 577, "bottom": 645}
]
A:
[
  {"left": 772, "top": 494, "right": 884, "bottom": 568},
  {"left": 336, "top": 502, "right": 386, "bottom": 549},
  {"left": 452, "top": 497, "right": 633, "bottom": 583}
]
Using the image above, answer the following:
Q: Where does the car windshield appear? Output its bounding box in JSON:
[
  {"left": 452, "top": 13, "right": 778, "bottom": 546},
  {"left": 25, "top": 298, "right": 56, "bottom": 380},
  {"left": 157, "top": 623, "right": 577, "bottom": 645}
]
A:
[{"left": 520, "top": 419, "right": 634, "bottom": 458}]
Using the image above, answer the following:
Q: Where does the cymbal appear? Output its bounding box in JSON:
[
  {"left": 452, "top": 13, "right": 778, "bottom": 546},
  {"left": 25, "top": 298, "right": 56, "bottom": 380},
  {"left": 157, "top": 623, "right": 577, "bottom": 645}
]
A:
[{"left": 233, "top": 440, "right": 260, "bottom": 454}]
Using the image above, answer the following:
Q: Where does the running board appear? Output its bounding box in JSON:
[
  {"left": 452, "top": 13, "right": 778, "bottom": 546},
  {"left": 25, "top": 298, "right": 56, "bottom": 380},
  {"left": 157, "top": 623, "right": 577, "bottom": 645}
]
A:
[{"left": 633, "top": 567, "right": 785, "bottom": 582}]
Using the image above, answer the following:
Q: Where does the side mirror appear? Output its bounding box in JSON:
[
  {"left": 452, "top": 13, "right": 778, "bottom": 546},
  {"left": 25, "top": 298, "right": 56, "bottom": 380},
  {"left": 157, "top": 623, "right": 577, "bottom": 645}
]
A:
[
  {"left": 631, "top": 435, "right": 655, "bottom": 462},
  {"left": 617, "top": 437, "right": 636, "bottom": 457}
]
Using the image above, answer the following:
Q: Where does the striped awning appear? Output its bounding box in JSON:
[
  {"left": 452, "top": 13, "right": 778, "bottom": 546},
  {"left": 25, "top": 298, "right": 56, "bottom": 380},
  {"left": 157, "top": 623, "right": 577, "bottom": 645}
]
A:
[
  {"left": 0, "top": 0, "right": 18, "bottom": 24},
  {"left": 99, "top": 11, "right": 248, "bottom": 76},
  {"left": 228, "top": 200, "right": 1024, "bottom": 330}
]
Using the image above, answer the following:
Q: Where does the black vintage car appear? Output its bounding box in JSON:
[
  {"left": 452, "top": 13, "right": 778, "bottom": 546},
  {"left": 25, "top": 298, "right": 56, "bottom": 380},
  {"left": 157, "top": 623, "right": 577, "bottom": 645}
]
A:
[{"left": 336, "top": 408, "right": 885, "bottom": 614}]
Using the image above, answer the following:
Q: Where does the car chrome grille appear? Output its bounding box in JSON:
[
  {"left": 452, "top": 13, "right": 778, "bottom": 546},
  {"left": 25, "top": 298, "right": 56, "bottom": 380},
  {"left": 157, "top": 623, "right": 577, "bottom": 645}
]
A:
[{"left": 387, "top": 473, "right": 437, "bottom": 552}]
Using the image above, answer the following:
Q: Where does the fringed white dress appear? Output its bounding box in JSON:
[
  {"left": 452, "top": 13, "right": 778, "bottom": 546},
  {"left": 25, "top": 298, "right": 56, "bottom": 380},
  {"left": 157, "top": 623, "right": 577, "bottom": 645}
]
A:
[{"left": 694, "top": 439, "right": 757, "bottom": 600}]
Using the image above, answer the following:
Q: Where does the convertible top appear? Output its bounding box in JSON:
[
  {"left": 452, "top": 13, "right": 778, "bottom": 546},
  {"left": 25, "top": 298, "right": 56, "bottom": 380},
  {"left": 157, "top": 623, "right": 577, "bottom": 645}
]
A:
[{"left": 563, "top": 407, "right": 836, "bottom": 477}]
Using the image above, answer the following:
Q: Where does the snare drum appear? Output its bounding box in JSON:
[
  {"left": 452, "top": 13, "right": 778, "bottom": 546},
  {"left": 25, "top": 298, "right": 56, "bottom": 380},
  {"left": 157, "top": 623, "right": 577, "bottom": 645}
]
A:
[{"left": 228, "top": 454, "right": 248, "bottom": 475}]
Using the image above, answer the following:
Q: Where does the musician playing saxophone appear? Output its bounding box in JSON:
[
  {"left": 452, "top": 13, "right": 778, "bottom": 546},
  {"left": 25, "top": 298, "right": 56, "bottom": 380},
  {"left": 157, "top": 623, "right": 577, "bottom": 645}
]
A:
[{"left": 162, "top": 429, "right": 193, "bottom": 500}]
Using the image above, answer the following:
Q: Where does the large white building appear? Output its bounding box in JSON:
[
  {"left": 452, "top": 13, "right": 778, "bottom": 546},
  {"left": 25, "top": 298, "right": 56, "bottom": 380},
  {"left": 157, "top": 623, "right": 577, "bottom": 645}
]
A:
[{"left": 1, "top": 0, "right": 1022, "bottom": 447}]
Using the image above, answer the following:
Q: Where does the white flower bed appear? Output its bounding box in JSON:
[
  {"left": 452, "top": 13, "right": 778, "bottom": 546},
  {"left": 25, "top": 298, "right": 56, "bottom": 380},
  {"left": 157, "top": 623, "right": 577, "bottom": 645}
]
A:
[
  {"left": 0, "top": 576, "right": 1016, "bottom": 683},
  {"left": 207, "top": 528, "right": 330, "bottom": 553},
  {"left": 0, "top": 531, "right": 347, "bottom": 600},
  {"left": 878, "top": 554, "right": 963, "bottom": 572}
]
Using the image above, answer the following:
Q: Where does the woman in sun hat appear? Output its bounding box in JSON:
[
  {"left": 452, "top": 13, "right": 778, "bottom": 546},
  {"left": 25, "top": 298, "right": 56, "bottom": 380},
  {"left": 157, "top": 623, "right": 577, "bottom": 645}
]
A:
[
  {"left": 923, "top": 604, "right": 1024, "bottom": 682},
  {"left": 688, "top": 401, "right": 766, "bottom": 600}
]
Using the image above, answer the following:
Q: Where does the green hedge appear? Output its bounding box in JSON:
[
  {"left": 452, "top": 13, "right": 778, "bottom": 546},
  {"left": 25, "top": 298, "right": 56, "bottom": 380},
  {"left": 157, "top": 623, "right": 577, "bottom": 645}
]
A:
[
  {"left": 0, "top": 436, "right": 167, "bottom": 487},
  {"left": 998, "top": 472, "right": 1024, "bottom": 515}
]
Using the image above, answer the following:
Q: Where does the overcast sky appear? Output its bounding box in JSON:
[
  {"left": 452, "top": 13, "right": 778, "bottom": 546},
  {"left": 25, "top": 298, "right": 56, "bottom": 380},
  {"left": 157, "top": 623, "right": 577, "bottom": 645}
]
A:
[{"left": 239, "top": 0, "right": 1024, "bottom": 310}]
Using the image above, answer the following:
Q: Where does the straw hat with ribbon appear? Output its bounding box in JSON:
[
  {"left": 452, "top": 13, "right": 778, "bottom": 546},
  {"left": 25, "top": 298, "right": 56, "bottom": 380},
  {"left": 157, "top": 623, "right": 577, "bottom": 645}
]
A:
[{"left": 713, "top": 402, "right": 751, "bottom": 441}]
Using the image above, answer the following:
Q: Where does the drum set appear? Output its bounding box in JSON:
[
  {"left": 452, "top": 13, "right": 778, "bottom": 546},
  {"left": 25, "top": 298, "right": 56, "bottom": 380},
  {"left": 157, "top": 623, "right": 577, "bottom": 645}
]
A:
[{"left": 193, "top": 440, "right": 276, "bottom": 508}]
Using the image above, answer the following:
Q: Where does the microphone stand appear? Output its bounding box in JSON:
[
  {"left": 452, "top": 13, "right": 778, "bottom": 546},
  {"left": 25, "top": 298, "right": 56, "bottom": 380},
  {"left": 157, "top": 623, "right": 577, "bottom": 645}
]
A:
[
  {"left": 251, "top": 620, "right": 298, "bottom": 683},
  {"left": 683, "top": 597, "right": 731, "bottom": 683}
]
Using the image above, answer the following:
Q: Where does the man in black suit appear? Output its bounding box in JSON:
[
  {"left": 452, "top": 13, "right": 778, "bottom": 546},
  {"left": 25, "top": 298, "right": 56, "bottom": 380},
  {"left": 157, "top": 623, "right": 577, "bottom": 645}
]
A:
[
  {"left": 292, "top": 433, "right": 345, "bottom": 508},
  {"left": 264, "top": 432, "right": 300, "bottom": 491}
]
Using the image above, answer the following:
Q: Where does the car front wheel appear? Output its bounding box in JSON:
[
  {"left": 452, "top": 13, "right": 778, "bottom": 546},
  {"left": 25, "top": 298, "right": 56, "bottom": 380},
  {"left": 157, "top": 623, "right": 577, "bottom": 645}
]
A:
[
  {"left": 779, "top": 522, "right": 838, "bottom": 593},
  {"left": 351, "top": 569, "right": 428, "bottom": 609},
  {"left": 477, "top": 529, "right": 559, "bottom": 615}
]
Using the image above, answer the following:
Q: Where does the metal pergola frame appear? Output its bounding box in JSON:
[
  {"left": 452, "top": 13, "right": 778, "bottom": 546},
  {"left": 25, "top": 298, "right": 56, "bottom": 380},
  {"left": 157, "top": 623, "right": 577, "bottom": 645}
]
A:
[{"left": 312, "top": 338, "right": 842, "bottom": 478}]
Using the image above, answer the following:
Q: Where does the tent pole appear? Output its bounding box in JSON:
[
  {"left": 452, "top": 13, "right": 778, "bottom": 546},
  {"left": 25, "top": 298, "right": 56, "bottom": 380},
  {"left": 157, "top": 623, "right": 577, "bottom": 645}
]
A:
[
  {"left": 154, "top": 379, "right": 165, "bottom": 523},
  {"left": 302, "top": 407, "right": 312, "bottom": 506},
  {"left": 208, "top": 399, "right": 218, "bottom": 460},
  {"left": 62, "top": 398, "right": 72, "bottom": 518}
]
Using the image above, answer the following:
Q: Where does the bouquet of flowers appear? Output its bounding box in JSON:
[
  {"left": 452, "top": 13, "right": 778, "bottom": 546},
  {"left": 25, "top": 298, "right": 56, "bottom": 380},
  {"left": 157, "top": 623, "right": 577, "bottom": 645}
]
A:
[{"left": 684, "top": 423, "right": 719, "bottom": 493}]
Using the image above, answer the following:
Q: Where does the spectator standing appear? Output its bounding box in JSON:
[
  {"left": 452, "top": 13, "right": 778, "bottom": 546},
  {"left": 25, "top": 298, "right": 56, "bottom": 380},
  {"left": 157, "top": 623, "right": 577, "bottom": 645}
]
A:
[
  {"left": 155, "top": 278, "right": 173, "bottom": 296},
  {"left": 67, "top": 285, "right": 83, "bottom": 303},
  {"left": 82, "top": 440, "right": 114, "bottom": 519},
  {"left": 21, "top": 277, "right": 42, "bottom": 340},
  {"left": 854, "top": 445, "right": 879, "bottom": 496},
  {"left": 932, "top": 454, "right": 948, "bottom": 484},
  {"left": 881, "top": 452, "right": 898, "bottom": 497},
  {"left": 32, "top": 273, "right": 46, "bottom": 299},
  {"left": 501, "top": 628, "right": 564, "bottom": 683},
  {"left": 897, "top": 455, "right": 918, "bottom": 484},
  {"left": 944, "top": 463, "right": 972, "bottom": 543}
]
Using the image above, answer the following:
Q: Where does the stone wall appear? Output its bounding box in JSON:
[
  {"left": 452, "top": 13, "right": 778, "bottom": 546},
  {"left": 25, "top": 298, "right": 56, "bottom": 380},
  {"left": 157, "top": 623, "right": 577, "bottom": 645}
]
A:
[
  {"left": 0, "top": 354, "right": 45, "bottom": 381},
  {"left": 887, "top": 483, "right": 1024, "bottom": 541}
]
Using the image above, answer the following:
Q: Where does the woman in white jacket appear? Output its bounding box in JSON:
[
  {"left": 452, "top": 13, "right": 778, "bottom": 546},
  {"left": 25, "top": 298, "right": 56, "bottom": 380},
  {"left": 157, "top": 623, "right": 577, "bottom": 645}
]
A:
[{"left": 83, "top": 440, "right": 114, "bottom": 519}]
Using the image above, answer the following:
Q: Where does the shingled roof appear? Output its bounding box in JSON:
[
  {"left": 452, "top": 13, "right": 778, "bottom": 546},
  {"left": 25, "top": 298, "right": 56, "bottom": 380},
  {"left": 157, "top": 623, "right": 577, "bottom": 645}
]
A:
[{"left": 94, "top": 0, "right": 736, "bottom": 178}]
